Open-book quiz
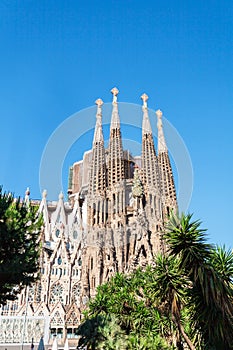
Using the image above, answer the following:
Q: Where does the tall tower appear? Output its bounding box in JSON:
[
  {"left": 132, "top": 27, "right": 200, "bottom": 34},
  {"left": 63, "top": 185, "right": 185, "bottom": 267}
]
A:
[
  {"left": 107, "top": 87, "right": 126, "bottom": 231},
  {"left": 89, "top": 98, "right": 106, "bottom": 196},
  {"left": 108, "top": 87, "right": 125, "bottom": 188},
  {"left": 87, "top": 98, "right": 107, "bottom": 227},
  {"left": 156, "top": 109, "right": 177, "bottom": 218},
  {"left": 83, "top": 99, "right": 109, "bottom": 300},
  {"left": 141, "top": 94, "right": 162, "bottom": 225}
]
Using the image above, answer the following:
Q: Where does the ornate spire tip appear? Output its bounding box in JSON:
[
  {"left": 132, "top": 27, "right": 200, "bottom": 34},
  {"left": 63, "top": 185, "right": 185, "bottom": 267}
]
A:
[
  {"left": 25, "top": 187, "right": 30, "bottom": 196},
  {"left": 141, "top": 93, "right": 149, "bottom": 109},
  {"left": 111, "top": 87, "right": 119, "bottom": 104},
  {"left": 95, "top": 98, "right": 103, "bottom": 107},
  {"left": 111, "top": 87, "right": 119, "bottom": 96},
  {"left": 156, "top": 109, "right": 163, "bottom": 118}
]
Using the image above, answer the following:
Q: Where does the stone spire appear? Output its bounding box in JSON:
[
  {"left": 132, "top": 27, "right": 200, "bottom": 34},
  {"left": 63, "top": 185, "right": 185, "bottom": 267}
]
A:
[
  {"left": 110, "top": 87, "right": 120, "bottom": 129},
  {"left": 24, "top": 187, "right": 30, "bottom": 207},
  {"left": 156, "top": 109, "right": 177, "bottom": 216},
  {"left": 108, "top": 87, "right": 125, "bottom": 187},
  {"left": 141, "top": 93, "right": 152, "bottom": 135},
  {"left": 88, "top": 98, "right": 106, "bottom": 196},
  {"left": 156, "top": 109, "right": 167, "bottom": 153},
  {"left": 93, "top": 99, "right": 104, "bottom": 143},
  {"left": 141, "top": 93, "right": 159, "bottom": 190}
]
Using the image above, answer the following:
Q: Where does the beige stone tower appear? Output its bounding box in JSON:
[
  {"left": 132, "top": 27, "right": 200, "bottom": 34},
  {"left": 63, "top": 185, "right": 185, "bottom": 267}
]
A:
[
  {"left": 156, "top": 109, "right": 177, "bottom": 217},
  {"left": 141, "top": 94, "right": 164, "bottom": 252},
  {"left": 108, "top": 87, "right": 125, "bottom": 187}
]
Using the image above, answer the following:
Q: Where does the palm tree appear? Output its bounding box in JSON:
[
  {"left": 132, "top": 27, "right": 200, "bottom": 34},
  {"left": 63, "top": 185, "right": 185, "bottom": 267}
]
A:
[
  {"left": 150, "top": 253, "right": 195, "bottom": 350},
  {"left": 165, "top": 212, "right": 233, "bottom": 349},
  {"left": 210, "top": 245, "right": 233, "bottom": 285}
]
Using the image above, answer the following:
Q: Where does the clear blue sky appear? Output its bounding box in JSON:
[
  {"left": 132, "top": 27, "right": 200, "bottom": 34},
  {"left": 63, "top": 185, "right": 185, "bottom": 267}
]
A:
[{"left": 0, "top": 0, "right": 232, "bottom": 248}]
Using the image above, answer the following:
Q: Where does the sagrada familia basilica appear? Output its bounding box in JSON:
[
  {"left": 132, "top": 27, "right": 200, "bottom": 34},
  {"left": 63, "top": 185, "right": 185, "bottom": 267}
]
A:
[{"left": 0, "top": 88, "right": 177, "bottom": 348}]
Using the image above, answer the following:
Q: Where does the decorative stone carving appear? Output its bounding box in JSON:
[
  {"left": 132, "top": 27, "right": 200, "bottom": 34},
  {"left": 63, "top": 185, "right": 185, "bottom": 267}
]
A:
[{"left": 0, "top": 89, "right": 177, "bottom": 347}]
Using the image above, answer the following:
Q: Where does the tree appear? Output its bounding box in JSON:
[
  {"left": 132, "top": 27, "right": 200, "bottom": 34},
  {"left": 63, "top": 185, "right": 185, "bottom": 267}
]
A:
[
  {"left": 77, "top": 314, "right": 128, "bottom": 350},
  {"left": 77, "top": 269, "right": 175, "bottom": 349},
  {"left": 0, "top": 187, "right": 42, "bottom": 304},
  {"left": 165, "top": 212, "right": 233, "bottom": 349},
  {"left": 148, "top": 253, "right": 195, "bottom": 350}
]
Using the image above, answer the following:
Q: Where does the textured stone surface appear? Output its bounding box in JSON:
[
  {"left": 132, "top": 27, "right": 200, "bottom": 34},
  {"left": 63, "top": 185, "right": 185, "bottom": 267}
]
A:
[{"left": 0, "top": 90, "right": 177, "bottom": 346}]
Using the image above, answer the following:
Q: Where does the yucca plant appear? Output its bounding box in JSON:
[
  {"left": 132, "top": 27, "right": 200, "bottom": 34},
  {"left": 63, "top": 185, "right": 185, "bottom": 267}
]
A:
[{"left": 165, "top": 212, "right": 233, "bottom": 349}]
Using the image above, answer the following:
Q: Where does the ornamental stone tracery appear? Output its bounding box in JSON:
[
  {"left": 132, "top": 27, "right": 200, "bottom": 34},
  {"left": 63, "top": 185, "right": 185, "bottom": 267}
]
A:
[{"left": 0, "top": 88, "right": 178, "bottom": 347}]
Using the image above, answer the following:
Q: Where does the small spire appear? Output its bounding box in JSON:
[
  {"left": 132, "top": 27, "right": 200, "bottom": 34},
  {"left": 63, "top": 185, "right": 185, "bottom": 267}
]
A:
[
  {"left": 95, "top": 98, "right": 103, "bottom": 114},
  {"left": 42, "top": 189, "right": 47, "bottom": 198},
  {"left": 141, "top": 93, "right": 148, "bottom": 109},
  {"left": 156, "top": 109, "right": 167, "bottom": 153},
  {"left": 25, "top": 187, "right": 30, "bottom": 196},
  {"left": 24, "top": 187, "right": 30, "bottom": 206},
  {"left": 111, "top": 87, "right": 119, "bottom": 104},
  {"left": 110, "top": 87, "right": 120, "bottom": 129},
  {"left": 93, "top": 98, "right": 104, "bottom": 143},
  {"left": 59, "top": 191, "right": 64, "bottom": 200},
  {"left": 141, "top": 93, "right": 152, "bottom": 134}
]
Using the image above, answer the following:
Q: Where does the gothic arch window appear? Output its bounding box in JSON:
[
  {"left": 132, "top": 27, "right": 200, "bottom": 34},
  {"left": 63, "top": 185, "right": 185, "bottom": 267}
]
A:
[
  {"left": 28, "top": 286, "right": 34, "bottom": 303},
  {"left": 72, "top": 283, "right": 81, "bottom": 304},
  {"left": 73, "top": 230, "right": 78, "bottom": 239},
  {"left": 66, "top": 310, "right": 79, "bottom": 326},
  {"left": 35, "top": 283, "right": 42, "bottom": 303},
  {"left": 50, "top": 283, "right": 64, "bottom": 304},
  {"left": 50, "top": 310, "right": 63, "bottom": 326},
  {"left": 11, "top": 301, "right": 18, "bottom": 313}
]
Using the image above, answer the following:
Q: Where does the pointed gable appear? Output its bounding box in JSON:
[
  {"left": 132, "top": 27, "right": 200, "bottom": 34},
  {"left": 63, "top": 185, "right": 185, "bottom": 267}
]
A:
[
  {"left": 66, "top": 303, "right": 81, "bottom": 326},
  {"left": 50, "top": 302, "right": 66, "bottom": 326}
]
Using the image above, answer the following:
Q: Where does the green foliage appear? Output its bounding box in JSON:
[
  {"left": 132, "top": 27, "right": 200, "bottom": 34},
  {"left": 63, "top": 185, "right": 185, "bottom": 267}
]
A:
[
  {"left": 165, "top": 212, "right": 233, "bottom": 349},
  {"left": 0, "top": 187, "right": 42, "bottom": 304},
  {"left": 78, "top": 267, "right": 178, "bottom": 349},
  {"left": 77, "top": 314, "right": 128, "bottom": 350},
  {"left": 210, "top": 245, "right": 233, "bottom": 285},
  {"left": 77, "top": 212, "right": 233, "bottom": 350}
]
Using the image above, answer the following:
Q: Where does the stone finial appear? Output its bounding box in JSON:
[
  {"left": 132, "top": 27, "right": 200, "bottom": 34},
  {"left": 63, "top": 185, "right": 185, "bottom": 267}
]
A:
[
  {"left": 156, "top": 109, "right": 163, "bottom": 130},
  {"left": 111, "top": 87, "right": 119, "bottom": 103},
  {"left": 24, "top": 187, "right": 30, "bottom": 206},
  {"left": 141, "top": 94, "right": 152, "bottom": 135},
  {"left": 59, "top": 191, "right": 64, "bottom": 200},
  {"left": 94, "top": 98, "right": 104, "bottom": 143},
  {"left": 95, "top": 98, "right": 103, "bottom": 107},
  {"left": 110, "top": 87, "right": 120, "bottom": 129},
  {"left": 42, "top": 189, "right": 47, "bottom": 198},
  {"left": 156, "top": 109, "right": 163, "bottom": 119},
  {"left": 156, "top": 109, "right": 167, "bottom": 153},
  {"left": 141, "top": 93, "right": 148, "bottom": 109},
  {"left": 95, "top": 98, "right": 103, "bottom": 119},
  {"left": 25, "top": 187, "right": 30, "bottom": 196}
]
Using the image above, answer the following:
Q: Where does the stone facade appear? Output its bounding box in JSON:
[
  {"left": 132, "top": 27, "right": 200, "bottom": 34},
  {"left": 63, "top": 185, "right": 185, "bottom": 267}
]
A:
[{"left": 0, "top": 88, "right": 177, "bottom": 347}]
